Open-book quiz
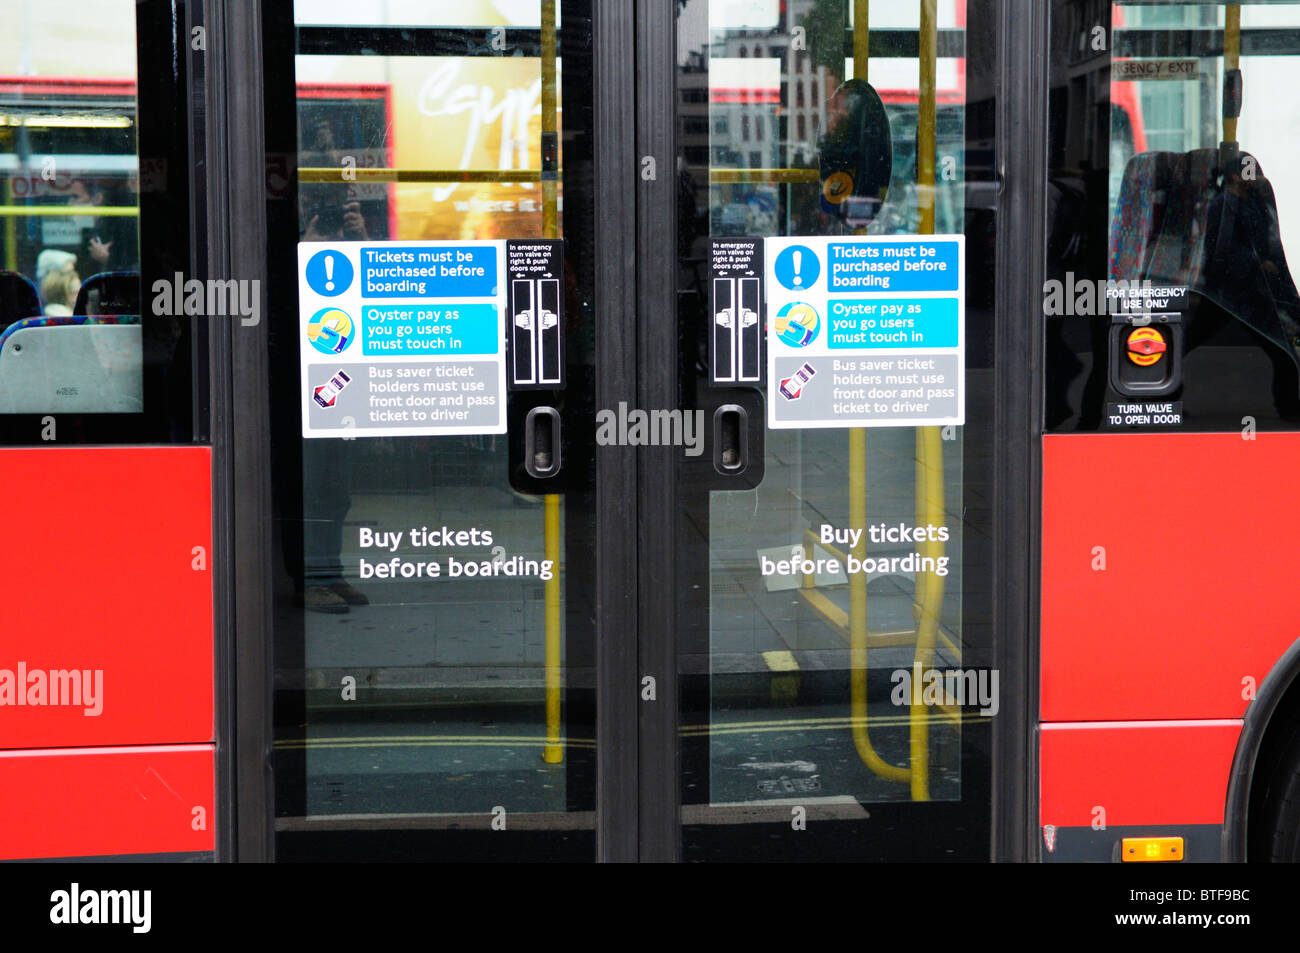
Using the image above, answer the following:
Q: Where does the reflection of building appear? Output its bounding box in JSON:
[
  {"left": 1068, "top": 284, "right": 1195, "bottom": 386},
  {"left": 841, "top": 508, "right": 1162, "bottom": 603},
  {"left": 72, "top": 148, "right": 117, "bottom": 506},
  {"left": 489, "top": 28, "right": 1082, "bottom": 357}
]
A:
[
  {"left": 679, "top": 53, "right": 710, "bottom": 170},
  {"left": 678, "top": 0, "right": 829, "bottom": 178}
]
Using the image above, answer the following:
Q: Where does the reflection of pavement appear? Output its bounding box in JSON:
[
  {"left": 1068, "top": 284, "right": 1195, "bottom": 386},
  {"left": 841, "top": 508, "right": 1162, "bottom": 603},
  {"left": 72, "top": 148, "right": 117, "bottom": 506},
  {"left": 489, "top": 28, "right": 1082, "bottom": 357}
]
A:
[
  {"left": 688, "top": 377, "right": 994, "bottom": 808},
  {"left": 305, "top": 485, "right": 561, "bottom": 673},
  {"left": 289, "top": 481, "right": 586, "bottom": 819},
  {"left": 282, "top": 380, "right": 993, "bottom": 822},
  {"left": 282, "top": 711, "right": 592, "bottom": 817},
  {"left": 689, "top": 698, "right": 968, "bottom": 806},
  {"left": 696, "top": 422, "right": 969, "bottom": 672}
]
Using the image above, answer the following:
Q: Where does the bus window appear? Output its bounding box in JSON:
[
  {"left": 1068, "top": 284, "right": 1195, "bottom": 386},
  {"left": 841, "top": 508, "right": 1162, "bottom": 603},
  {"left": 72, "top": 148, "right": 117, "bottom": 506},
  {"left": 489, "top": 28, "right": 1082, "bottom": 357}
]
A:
[
  {"left": 0, "top": 0, "right": 143, "bottom": 416},
  {"left": 1048, "top": 1, "right": 1300, "bottom": 433}
]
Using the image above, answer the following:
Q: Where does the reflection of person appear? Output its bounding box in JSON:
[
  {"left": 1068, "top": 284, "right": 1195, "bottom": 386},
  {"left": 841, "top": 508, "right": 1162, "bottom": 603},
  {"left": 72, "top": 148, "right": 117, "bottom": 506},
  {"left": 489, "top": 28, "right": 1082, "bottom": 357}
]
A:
[
  {"left": 68, "top": 177, "right": 139, "bottom": 273},
  {"left": 298, "top": 187, "right": 367, "bottom": 612},
  {"left": 301, "top": 438, "right": 368, "bottom": 613},
  {"left": 303, "top": 197, "right": 368, "bottom": 242},
  {"left": 290, "top": 120, "right": 372, "bottom": 612},
  {"left": 300, "top": 116, "right": 369, "bottom": 243},
  {"left": 36, "top": 249, "right": 80, "bottom": 315}
]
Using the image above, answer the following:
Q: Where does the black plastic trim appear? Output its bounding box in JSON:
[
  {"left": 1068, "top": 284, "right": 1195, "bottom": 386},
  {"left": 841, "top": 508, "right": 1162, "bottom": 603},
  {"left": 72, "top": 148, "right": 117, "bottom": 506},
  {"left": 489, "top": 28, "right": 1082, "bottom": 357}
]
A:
[
  {"left": 594, "top": 0, "right": 640, "bottom": 864},
  {"left": 635, "top": 0, "right": 678, "bottom": 863},
  {"left": 711, "top": 404, "right": 745, "bottom": 475},
  {"left": 1044, "top": 823, "right": 1222, "bottom": 863},
  {"left": 524, "top": 406, "right": 562, "bottom": 478},
  {"left": 993, "top": 0, "right": 1048, "bottom": 863},
  {"left": 217, "top": 0, "right": 275, "bottom": 863},
  {"left": 296, "top": 26, "right": 544, "bottom": 58}
]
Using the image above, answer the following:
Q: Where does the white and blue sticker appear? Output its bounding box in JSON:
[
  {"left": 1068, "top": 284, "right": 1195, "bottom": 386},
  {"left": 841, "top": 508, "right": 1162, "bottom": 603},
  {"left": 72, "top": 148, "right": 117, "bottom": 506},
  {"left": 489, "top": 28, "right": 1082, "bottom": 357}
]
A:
[
  {"left": 298, "top": 241, "right": 508, "bottom": 438},
  {"left": 766, "top": 234, "right": 965, "bottom": 429}
]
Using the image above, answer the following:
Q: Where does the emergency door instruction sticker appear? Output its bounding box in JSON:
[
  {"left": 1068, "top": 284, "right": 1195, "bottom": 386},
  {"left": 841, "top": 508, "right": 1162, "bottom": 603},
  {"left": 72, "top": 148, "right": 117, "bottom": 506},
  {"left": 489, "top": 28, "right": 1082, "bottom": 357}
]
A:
[
  {"left": 506, "top": 239, "right": 564, "bottom": 389},
  {"left": 298, "top": 241, "right": 507, "bottom": 438},
  {"left": 709, "top": 238, "right": 764, "bottom": 385},
  {"left": 766, "top": 234, "right": 964, "bottom": 429}
]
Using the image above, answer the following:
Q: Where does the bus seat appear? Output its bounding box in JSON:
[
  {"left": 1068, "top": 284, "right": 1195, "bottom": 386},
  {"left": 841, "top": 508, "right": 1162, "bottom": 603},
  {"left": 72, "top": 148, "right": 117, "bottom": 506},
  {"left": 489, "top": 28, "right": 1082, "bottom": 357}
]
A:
[
  {"left": 74, "top": 271, "right": 141, "bottom": 316},
  {"left": 0, "top": 315, "right": 142, "bottom": 413},
  {"left": 0, "top": 271, "right": 42, "bottom": 332},
  {"left": 1199, "top": 154, "right": 1300, "bottom": 365},
  {"left": 1109, "top": 148, "right": 1300, "bottom": 372},
  {"left": 1108, "top": 151, "right": 1176, "bottom": 280}
]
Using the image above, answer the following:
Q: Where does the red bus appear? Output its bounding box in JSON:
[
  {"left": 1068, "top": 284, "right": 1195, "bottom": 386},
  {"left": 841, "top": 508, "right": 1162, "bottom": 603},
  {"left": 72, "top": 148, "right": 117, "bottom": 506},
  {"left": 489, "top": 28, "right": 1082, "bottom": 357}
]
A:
[{"left": 1, "top": 0, "right": 1299, "bottom": 873}]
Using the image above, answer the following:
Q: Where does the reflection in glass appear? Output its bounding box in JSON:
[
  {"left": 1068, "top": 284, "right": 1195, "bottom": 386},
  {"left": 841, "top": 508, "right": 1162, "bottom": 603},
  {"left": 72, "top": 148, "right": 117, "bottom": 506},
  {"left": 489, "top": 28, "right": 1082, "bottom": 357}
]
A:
[
  {"left": 275, "top": 2, "right": 596, "bottom": 860},
  {"left": 679, "top": 0, "right": 992, "bottom": 860},
  {"left": 0, "top": 0, "right": 142, "bottom": 414}
]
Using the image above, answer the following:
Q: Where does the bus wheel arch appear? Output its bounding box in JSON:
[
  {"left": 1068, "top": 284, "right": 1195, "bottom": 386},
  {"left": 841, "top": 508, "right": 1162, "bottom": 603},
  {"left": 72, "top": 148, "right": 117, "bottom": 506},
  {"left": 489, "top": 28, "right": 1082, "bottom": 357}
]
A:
[{"left": 1224, "top": 636, "right": 1300, "bottom": 861}]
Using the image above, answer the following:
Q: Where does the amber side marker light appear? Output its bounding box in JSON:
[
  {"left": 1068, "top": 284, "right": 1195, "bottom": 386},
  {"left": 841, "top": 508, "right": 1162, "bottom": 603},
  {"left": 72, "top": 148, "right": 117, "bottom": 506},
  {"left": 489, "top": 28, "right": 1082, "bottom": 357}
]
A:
[{"left": 1121, "top": 836, "right": 1184, "bottom": 862}]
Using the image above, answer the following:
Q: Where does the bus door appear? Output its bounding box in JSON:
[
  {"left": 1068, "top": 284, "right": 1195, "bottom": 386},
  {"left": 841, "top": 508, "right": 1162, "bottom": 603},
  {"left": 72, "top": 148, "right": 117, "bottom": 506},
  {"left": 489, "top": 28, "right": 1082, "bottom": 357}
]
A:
[
  {"left": 257, "top": 0, "right": 1022, "bottom": 863},
  {"left": 264, "top": 1, "right": 605, "bottom": 861},
  {"left": 662, "top": 0, "right": 1004, "bottom": 861}
]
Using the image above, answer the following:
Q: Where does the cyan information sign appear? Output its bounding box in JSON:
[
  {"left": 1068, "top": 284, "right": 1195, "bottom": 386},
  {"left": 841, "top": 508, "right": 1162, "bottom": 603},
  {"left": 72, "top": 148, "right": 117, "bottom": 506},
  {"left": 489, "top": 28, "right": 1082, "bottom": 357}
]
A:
[
  {"left": 359, "top": 245, "right": 498, "bottom": 298},
  {"left": 766, "top": 235, "right": 965, "bottom": 429},
  {"left": 298, "top": 240, "right": 507, "bottom": 438}
]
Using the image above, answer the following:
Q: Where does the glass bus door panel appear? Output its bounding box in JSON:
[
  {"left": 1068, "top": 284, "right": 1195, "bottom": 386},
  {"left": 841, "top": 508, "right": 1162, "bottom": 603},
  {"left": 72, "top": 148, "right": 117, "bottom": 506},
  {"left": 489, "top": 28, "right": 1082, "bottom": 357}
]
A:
[
  {"left": 269, "top": 1, "right": 597, "bottom": 861},
  {"left": 676, "top": 0, "right": 996, "bottom": 860}
]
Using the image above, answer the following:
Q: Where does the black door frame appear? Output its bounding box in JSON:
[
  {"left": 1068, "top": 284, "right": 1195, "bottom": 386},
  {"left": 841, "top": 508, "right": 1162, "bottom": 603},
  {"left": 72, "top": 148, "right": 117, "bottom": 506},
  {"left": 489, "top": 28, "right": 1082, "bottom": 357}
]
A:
[
  {"left": 207, "top": 0, "right": 276, "bottom": 863},
  {"left": 211, "top": 0, "right": 1044, "bottom": 863},
  {"left": 213, "top": 0, "right": 646, "bottom": 862},
  {"left": 993, "top": 0, "right": 1047, "bottom": 863}
]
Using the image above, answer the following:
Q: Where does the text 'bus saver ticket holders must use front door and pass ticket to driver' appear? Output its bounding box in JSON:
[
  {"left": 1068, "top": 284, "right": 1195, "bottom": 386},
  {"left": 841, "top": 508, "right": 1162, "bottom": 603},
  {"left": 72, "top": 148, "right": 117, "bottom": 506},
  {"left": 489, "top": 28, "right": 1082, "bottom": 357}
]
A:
[
  {"left": 298, "top": 240, "right": 564, "bottom": 439},
  {"left": 764, "top": 235, "right": 964, "bottom": 429}
]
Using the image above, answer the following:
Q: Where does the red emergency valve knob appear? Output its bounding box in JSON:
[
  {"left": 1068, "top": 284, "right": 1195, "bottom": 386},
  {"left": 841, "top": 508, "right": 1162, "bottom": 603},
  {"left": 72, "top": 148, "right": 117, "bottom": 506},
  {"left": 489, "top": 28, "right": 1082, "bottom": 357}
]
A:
[
  {"left": 1126, "top": 327, "right": 1166, "bottom": 366},
  {"left": 1128, "top": 337, "right": 1166, "bottom": 356}
]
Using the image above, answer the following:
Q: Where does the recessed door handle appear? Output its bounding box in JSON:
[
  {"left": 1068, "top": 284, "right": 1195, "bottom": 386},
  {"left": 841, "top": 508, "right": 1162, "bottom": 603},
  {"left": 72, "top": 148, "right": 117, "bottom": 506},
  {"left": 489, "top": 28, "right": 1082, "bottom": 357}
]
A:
[
  {"left": 713, "top": 404, "right": 747, "bottom": 475},
  {"left": 525, "top": 406, "right": 562, "bottom": 479}
]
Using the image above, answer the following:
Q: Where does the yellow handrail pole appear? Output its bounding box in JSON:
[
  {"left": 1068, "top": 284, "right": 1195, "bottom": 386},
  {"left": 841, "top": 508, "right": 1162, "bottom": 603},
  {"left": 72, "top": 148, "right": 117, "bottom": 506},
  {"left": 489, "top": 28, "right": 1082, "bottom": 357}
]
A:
[
  {"left": 298, "top": 168, "right": 543, "bottom": 184},
  {"left": 854, "top": 0, "right": 870, "bottom": 81},
  {"left": 0, "top": 205, "right": 139, "bottom": 216},
  {"left": 917, "top": 1, "right": 938, "bottom": 237},
  {"left": 3, "top": 182, "right": 15, "bottom": 272},
  {"left": 846, "top": 0, "right": 909, "bottom": 782},
  {"left": 1224, "top": 4, "right": 1241, "bottom": 142},
  {"left": 540, "top": 0, "right": 564, "bottom": 765},
  {"left": 543, "top": 493, "right": 563, "bottom": 763},
  {"left": 850, "top": 429, "right": 910, "bottom": 782},
  {"left": 541, "top": 0, "right": 559, "bottom": 239},
  {"left": 710, "top": 168, "right": 820, "bottom": 184},
  {"left": 910, "top": 0, "right": 940, "bottom": 803}
]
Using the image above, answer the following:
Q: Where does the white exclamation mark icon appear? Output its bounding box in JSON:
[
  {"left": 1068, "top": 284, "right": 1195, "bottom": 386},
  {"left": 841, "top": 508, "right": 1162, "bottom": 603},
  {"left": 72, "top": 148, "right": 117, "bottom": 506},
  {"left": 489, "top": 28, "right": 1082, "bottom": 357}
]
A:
[
  {"left": 792, "top": 250, "right": 803, "bottom": 287},
  {"left": 324, "top": 254, "right": 335, "bottom": 292}
]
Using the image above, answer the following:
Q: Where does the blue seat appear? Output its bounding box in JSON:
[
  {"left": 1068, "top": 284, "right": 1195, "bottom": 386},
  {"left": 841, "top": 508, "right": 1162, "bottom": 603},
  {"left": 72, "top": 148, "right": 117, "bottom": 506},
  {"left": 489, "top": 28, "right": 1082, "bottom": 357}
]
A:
[
  {"left": 0, "top": 271, "right": 42, "bottom": 332},
  {"left": 74, "top": 271, "right": 140, "bottom": 316}
]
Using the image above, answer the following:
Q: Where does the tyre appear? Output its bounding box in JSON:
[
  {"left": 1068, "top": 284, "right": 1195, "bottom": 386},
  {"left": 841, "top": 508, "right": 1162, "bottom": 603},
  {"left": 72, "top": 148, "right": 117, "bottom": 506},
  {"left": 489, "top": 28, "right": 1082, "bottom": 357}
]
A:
[{"left": 1256, "top": 719, "right": 1300, "bottom": 861}]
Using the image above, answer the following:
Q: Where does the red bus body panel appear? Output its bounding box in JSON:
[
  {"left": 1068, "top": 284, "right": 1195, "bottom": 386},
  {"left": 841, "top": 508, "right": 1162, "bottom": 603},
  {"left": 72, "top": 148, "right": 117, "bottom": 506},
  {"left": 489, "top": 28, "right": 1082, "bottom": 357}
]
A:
[
  {"left": 0, "top": 447, "right": 213, "bottom": 750},
  {"left": 1040, "top": 432, "right": 1300, "bottom": 838},
  {"left": 0, "top": 745, "right": 214, "bottom": 860},
  {"left": 1042, "top": 433, "right": 1300, "bottom": 722},
  {"left": 1040, "top": 721, "right": 1240, "bottom": 828}
]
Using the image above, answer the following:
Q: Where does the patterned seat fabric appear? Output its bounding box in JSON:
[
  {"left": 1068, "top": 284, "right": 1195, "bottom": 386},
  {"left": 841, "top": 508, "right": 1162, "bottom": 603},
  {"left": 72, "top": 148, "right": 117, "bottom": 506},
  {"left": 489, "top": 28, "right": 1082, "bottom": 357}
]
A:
[{"left": 0, "top": 314, "right": 141, "bottom": 352}]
